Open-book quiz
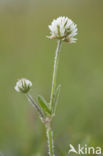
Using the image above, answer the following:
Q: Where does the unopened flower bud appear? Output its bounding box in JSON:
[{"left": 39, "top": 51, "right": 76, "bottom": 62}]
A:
[{"left": 15, "top": 78, "right": 32, "bottom": 93}]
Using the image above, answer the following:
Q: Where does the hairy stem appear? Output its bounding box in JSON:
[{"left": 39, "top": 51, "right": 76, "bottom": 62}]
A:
[
  {"left": 50, "top": 40, "right": 62, "bottom": 110},
  {"left": 46, "top": 126, "right": 55, "bottom": 156},
  {"left": 47, "top": 40, "right": 62, "bottom": 156},
  {"left": 26, "top": 93, "right": 45, "bottom": 120}
]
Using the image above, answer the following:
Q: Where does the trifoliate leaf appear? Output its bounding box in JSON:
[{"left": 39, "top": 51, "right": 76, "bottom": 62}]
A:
[
  {"left": 38, "top": 95, "right": 51, "bottom": 115},
  {"left": 53, "top": 84, "right": 61, "bottom": 113}
]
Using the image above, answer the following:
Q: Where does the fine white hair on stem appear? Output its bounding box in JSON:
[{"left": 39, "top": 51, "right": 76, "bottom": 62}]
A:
[
  {"left": 46, "top": 128, "right": 55, "bottom": 156},
  {"left": 47, "top": 16, "right": 78, "bottom": 43},
  {"left": 26, "top": 93, "right": 45, "bottom": 120}
]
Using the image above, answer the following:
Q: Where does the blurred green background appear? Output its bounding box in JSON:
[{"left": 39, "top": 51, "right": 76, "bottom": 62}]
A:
[{"left": 0, "top": 0, "right": 103, "bottom": 155}]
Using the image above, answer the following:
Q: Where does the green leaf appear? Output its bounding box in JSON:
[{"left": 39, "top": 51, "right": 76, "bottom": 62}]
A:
[
  {"left": 53, "top": 84, "right": 61, "bottom": 113},
  {"left": 38, "top": 95, "right": 51, "bottom": 115}
]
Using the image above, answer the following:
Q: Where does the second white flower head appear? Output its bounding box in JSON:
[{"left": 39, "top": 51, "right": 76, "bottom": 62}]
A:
[
  {"left": 15, "top": 78, "right": 32, "bottom": 93},
  {"left": 48, "top": 16, "right": 78, "bottom": 43}
]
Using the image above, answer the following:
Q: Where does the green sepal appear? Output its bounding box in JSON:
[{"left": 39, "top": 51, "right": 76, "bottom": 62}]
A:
[
  {"left": 57, "top": 25, "right": 61, "bottom": 37},
  {"left": 38, "top": 95, "right": 51, "bottom": 115}
]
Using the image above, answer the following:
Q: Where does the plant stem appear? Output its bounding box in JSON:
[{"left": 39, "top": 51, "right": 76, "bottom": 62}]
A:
[
  {"left": 50, "top": 40, "right": 62, "bottom": 110},
  {"left": 46, "top": 126, "right": 55, "bottom": 156},
  {"left": 46, "top": 40, "right": 61, "bottom": 156},
  {"left": 26, "top": 93, "right": 45, "bottom": 120}
]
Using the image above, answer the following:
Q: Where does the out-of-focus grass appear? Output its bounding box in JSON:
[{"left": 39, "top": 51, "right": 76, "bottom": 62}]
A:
[{"left": 0, "top": 0, "right": 103, "bottom": 155}]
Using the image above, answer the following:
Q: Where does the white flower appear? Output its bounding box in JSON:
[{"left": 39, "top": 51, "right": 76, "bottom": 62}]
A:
[
  {"left": 48, "top": 16, "right": 78, "bottom": 43},
  {"left": 15, "top": 78, "right": 32, "bottom": 93}
]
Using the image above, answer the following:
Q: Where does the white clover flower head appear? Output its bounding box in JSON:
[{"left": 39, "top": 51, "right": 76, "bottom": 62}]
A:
[
  {"left": 47, "top": 16, "right": 78, "bottom": 43},
  {"left": 15, "top": 78, "right": 32, "bottom": 93}
]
